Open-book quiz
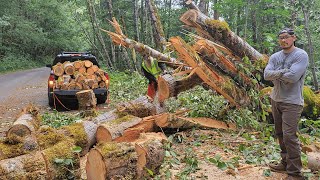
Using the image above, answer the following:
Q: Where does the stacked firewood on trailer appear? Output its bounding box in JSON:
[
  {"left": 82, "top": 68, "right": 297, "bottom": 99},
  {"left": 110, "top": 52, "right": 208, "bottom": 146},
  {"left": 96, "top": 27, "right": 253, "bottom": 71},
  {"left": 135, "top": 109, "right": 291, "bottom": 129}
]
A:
[{"left": 52, "top": 60, "right": 108, "bottom": 90}]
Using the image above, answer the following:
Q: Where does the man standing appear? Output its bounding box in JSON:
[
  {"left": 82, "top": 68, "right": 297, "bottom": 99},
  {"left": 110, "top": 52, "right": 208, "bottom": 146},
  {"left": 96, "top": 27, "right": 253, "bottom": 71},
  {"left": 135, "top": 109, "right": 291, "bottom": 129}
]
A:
[
  {"left": 264, "top": 28, "right": 308, "bottom": 180},
  {"left": 141, "top": 53, "right": 166, "bottom": 101}
]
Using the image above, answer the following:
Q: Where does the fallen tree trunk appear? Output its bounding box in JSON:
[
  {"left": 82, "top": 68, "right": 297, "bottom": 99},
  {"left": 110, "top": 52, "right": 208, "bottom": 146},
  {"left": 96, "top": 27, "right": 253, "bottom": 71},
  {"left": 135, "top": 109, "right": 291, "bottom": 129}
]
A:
[
  {"left": 193, "top": 39, "right": 258, "bottom": 89},
  {"left": 0, "top": 151, "right": 47, "bottom": 179},
  {"left": 154, "top": 113, "right": 236, "bottom": 130},
  {"left": 158, "top": 72, "right": 202, "bottom": 103},
  {"left": 0, "top": 135, "right": 38, "bottom": 160},
  {"left": 0, "top": 139, "right": 77, "bottom": 179},
  {"left": 169, "top": 36, "right": 251, "bottom": 107},
  {"left": 180, "top": 9, "right": 266, "bottom": 62}
]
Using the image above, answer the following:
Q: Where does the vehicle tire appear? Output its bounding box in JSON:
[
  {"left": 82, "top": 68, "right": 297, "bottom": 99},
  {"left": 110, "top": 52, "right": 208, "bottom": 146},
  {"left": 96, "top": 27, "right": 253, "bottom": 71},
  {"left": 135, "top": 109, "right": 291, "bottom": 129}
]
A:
[
  {"left": 97, "top": 93, "right": 107, "bottom": 104},
  {"left": 48, "top": 93, "right": 54, "bottom": 107}
]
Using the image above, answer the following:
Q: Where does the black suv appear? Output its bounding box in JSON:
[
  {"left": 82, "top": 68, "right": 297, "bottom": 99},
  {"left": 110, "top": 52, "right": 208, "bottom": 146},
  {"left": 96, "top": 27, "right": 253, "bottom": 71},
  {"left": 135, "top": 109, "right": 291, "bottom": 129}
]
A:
[{"left": 46, "top": 52, "right": 109, "bottom": 109}]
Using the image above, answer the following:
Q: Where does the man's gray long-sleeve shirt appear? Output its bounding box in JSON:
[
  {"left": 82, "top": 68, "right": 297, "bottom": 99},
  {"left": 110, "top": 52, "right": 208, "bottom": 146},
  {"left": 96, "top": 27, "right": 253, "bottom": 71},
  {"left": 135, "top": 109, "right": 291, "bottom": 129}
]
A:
[{"left": 264, "top": 47, "right": 309, "bottom": 106}]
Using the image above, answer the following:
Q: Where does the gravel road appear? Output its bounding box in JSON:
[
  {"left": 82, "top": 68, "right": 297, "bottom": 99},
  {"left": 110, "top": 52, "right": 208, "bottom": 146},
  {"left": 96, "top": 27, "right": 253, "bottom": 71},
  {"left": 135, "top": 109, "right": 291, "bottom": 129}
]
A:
[{"left": 0, "top": 67, "right": 50, "bottom": 136}]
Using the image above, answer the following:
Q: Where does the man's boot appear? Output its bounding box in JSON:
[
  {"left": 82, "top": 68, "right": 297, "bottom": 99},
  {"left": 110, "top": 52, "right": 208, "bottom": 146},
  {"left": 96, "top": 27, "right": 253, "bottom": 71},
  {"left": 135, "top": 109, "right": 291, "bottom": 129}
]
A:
[{"left": 269, "top": 162, "right": 286, "bottom": 173}]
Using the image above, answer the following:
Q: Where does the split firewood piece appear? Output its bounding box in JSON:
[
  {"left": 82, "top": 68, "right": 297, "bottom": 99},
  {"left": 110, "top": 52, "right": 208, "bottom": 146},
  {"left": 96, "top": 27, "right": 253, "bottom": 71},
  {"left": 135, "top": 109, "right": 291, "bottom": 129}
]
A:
[
  {"left": 87, "top": 65, "right": 99, "bottom": 75},
  {"left": 170, "top": 36, "right": 252, "bottom": 107},
  {"left": 154, "top": 113, "right": 236, "bottom": 130},
  {"left": 86, "top": 142, "right": 138, "bottom": 180},
  {"left": 96, "top": 115, "right": 142, "bottom": 143},
  {"left": 307, "top": 152, "right": 320, "bottom": 171},
  {"left": 74, "top": 60, "right": 84, "bottom": 69},
  {"left": 158, "top": 72, "right": 202, "bottom": 103},
  {"left": 84, "top": 60, "right": 93, "bottom": 68},
  {"left": 6, "top": 105, "right": 40, "bottom": 138},
  {"left": 116, "top": 96, "right": 159, "bottom": 118},
  {"left": 58, "top": 121, "right": 98, "bottom": 156},
  {"left": 134, "top": 132, "right": 166, "bottom": 178},
  {"left": 180, "top": 9, "right": 266, "bottom": 62},
  {"left": 114, "top": 114, "right": 161, "bottom": 142},
  {"left": 0, "top": 151, "right": 48, "bottom": 179},
  {"left": 98, "top": 81, "right": 106, "bottom": 88},
  {"left": 76, "top": 89, "right": 97, "bottom": 110},
  {"left": 52, "top": 62, "right": 64, "bottom": 76},
  {"left": 0, "top": 134, "right": 38, "bottom": 160},
  {"left": 64, "top": 61, "right": 75, "bottom": 75}
]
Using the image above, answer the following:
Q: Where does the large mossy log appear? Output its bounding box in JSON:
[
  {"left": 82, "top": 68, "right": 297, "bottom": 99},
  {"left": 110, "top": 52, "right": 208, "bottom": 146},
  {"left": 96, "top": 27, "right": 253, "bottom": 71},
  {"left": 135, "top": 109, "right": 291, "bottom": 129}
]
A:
[
  {"left": 0, "top": 139, "right": 77, "bottom": 180},
  {"left": 0, "top": 151, "right": 47, "bottom": 179}
]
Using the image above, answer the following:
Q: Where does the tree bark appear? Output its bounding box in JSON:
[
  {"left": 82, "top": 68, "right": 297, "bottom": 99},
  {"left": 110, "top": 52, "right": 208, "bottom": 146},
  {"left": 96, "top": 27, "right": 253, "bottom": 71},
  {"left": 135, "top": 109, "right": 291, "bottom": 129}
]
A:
[
  {"left": 180, "top": 9, "right": 265, "bottom": 62},
  {"left": 154, "top": 113, "right": 236, "bottom": 130},
  {"left": 302, "top": 5, "right": 318, "bottom": 91}
]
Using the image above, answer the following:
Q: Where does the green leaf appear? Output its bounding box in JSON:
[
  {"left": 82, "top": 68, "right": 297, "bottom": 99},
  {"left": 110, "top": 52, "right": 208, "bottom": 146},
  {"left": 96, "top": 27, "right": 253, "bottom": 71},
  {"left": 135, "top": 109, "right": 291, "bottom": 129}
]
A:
[
  {"left": 73, "top": 146, "right": 82, "bottom": 153},
  {"left": 54, "top": 158, "right": 64, "bottom": 164},
  {"left": 217, "top": 161, "right": 228, "bottom": 170},
  {"left": 145, "top": 167, "right": 154, "bottom": 176}
]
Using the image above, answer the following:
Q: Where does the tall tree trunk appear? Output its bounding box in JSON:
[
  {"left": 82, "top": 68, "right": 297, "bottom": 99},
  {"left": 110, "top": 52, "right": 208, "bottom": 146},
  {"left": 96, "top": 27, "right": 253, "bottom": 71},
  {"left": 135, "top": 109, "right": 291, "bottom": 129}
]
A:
[
  {"left": 198, "top": 0, "right": 208, "bottom": 15},
  {"left": 250, "top": 1, "right": 258, "bottom": 46},
  {"left": 302, "top": 5, "right": 318, "bottom": 90},
  {"left": 133, "top": 0, "right": 140, "bottom": 41},
  {"left": 140, "top": 0, "right": 145, "bottom": 43},
  {"left": 105, "top": 0, "right": 116, "bottom": 65},
  {"left": 213, "top": 0, "right": 219, "bottom": 20},
  {"left": 146, "top": 0, "right": 167, "bottom": 52},
  {"left": 87, "top": 0, "right": 112, "bottom": 68},
  {"left": 290, "top": 0, "right": 297, "bottom": 28},
  {"left": 166, "top": 0, "right": 172, "bottom": 40}
]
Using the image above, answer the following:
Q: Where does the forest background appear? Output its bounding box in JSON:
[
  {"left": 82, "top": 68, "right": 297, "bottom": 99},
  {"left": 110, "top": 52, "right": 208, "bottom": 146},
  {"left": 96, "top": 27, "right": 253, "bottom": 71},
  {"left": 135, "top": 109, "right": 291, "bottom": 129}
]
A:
[{"left": 0, "top": 0, "right": 319, "bottom": 90}]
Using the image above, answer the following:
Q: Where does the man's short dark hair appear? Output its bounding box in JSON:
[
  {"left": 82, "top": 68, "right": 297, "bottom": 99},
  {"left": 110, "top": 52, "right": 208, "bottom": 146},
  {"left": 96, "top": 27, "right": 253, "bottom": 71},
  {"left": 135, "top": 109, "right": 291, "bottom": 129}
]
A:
[{"left": 278, "top": 28, "right": 295, "bottom": 35}]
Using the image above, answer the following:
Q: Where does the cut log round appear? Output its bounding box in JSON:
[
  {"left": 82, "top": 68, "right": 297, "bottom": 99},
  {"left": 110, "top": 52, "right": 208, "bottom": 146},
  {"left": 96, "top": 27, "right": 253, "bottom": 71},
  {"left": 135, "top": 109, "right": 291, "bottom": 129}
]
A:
[
  {"left": 64, "top": 61, "right": 75, "bottom": 75},
  {"left": 158, "top": 74, "right": 176, "bottom": 103},
  {"left": 134, "top": 132, "right": 166, "bottom": 178},
  {"left": 86, "top": 142, "right": 138, "bottom": 180},
  {"left": 74, "top": 60, "right": 84, "bottom": 69},
  {"left": 53, "top": 63, "right": 64, "bottom": 76},
  {"left": 307, "top": 152, "right": 320, "bottom": 171},
  {"left": 96, "top": 115, "right": 142, "bottom": 143},
  {"left": 0, "top": 151, "right": 48, "bottom": 179},
  {"left": 84, "top": 60, "right": 93, "bottom": 68}
]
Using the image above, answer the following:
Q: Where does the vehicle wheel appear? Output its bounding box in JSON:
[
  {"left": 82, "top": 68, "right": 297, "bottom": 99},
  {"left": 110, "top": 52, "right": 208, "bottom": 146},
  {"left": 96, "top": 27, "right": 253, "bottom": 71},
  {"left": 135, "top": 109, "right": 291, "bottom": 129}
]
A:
[
  {"left": 97, "top": 93, "right": 107, "bottom": 104},
  {"left": 48, "top": 93, "right": 54, "bottom": 107}
]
